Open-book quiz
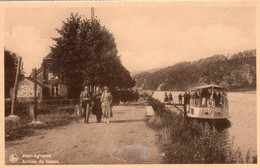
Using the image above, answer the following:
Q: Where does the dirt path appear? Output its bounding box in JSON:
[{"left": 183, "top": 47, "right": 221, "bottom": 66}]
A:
[{"left": 6, "top": 105, "right": 162, "bottom": 164}]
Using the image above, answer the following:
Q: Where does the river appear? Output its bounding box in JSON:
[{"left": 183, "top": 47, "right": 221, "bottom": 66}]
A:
[{"left": 152, "top": 91, "right": 257, "bottom": 156}]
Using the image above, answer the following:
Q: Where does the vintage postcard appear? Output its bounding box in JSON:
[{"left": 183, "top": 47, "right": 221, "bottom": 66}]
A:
[{"left": 0, "top": 1, "right": 259, "bottom": 167}]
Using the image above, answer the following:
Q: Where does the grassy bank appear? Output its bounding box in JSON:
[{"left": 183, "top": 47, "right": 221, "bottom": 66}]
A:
[
  {"left": 146, "top": 95, "right": 257, "bottom": 164},
  {"left": 5, "top": 105, "right": 80, "bottom": 142}
]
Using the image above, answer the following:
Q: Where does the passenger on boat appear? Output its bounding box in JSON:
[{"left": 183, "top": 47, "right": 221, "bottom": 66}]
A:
[
  {"left": 193, "top": 92, "right": 199, "bottom": 106},
  {"left": 201, "top": 89, "right": 210, "bottom": 99},
  {"left": 213, "top": 91, "right": 217, "bottom": 100},
  {"left": 215, "top": 91, "right": 222, "bottom": 107},
  {"left": 221, "top": 92, "right": 227, "bottom": 107},
  {"left": 187, "top": 92, "right": 191, "bottom": 104},
  {"left": 193, "top": 92, "right": 199, "bottom": 100},
  {"left": 201, "top": 97, "right": 207, "bottom": 107}
]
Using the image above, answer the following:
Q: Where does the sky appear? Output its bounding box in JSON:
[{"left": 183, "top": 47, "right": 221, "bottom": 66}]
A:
[{"left": 4, "top": 5, "right": 256, "bottom": 75}]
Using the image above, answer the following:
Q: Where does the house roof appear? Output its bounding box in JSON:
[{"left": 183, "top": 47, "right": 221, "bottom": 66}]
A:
[
  {"left": 44, "top": 52, "right": 53, "bottom": 59},
  {"left": 30, "top": 51, "right": 53, "bottom": 77},
  {"left": 30, "top": 67, "right": 43, "bottom": 77},
  {"left": 23, "top": 77, "right": 50, "bottom": 88}
]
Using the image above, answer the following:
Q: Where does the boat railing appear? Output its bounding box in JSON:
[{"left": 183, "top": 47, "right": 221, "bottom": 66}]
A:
[{"left": 190, "top": 97, "right": 228, "bottom": 108}]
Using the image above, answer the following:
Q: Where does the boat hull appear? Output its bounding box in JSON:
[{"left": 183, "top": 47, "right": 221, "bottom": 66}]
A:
[{"left": 187, "top": 105, "right": 230, "bottom": 120}]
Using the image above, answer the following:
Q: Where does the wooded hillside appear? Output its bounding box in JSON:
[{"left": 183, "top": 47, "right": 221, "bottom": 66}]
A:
[{"left": 133, "top": 49, "right": 256, "bottom": 91}]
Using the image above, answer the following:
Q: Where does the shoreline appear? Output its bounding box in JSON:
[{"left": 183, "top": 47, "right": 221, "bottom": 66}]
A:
[{"left": 142, "top": 88, "right": 256, "bottom": 93}]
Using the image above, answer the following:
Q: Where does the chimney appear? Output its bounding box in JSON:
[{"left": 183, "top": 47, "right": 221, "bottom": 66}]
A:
[{"left": 91, "top": 7, "right": 95, "bottom": 20}]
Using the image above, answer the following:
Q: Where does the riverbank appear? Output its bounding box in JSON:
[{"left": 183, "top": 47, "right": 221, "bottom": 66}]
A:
[
  {"left": 153, "top": 87, "right": 256, "bottom": 92},
  {"left": 145, "top": 94, "right": 257, "bottom": 164}
]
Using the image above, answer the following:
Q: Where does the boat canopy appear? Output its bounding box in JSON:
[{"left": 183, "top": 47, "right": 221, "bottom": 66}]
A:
[{"left": 189, "top": 84, "right": 225, "bottom": 91}]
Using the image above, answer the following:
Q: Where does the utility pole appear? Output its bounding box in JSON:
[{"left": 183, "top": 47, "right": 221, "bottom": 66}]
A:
[
  {"left": 91, "top": 7, "right": 95, "bottom": 20},
  {"left": 10, "top": 56, "right": 22, "bottom": 115},
  {"left": 34, "top": 68, "right": 38, "bottom": 121},
  {"left": 28, "top": 68, "right": 44, "bottom": 126}
]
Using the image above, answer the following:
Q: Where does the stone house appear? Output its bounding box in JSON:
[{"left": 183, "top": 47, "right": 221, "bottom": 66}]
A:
[{"left": 16, "top": 52, "right": 68, "bottom": 102}]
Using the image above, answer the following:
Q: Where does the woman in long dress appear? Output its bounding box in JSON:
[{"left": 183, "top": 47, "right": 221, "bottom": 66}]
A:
[
  {"left": 92, "top": 87, "right": 102, "bottom": 123},
  {"left": 101, "top": 86, "right": 113, "bottom": 124}
]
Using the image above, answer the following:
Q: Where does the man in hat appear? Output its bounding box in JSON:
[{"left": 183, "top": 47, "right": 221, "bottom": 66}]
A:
[{"left": 80, "top": 85, "right": 92, "bottom": 123}]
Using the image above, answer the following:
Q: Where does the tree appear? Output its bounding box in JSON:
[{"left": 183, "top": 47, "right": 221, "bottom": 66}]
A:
[
  {"left": 50, "top": 13, "right": 135, "bottom": 98},
  {"left": 4, "top": 49, "right": 24, "bottom": 98}
]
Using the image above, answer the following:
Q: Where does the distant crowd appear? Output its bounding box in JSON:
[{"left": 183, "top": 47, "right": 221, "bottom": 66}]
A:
[{"left": 164, "top": 92, "right": 191, "bottom": 104}]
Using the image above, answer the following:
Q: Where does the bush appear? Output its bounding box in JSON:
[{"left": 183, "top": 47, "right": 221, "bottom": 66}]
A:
[
  {"left": 5, "top": 102, "right": 29, "bottom": 117},
  {"left": 5, "top": 104, "right": 79, "bottom": 142},
  {"left": 37, "top": 105, "right": 75, "bottom": 115}
]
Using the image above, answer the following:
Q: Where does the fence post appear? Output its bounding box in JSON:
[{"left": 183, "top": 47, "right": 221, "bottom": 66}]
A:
[
  {"left": 75, "top": 105, "right": 81, "bottom": 116},
  {"left": 5, "top": 57, "right": 22, "bottom": 125},
  {"left": 29, "top": 104, "right": 35, "bottom": 120},
  {"left": 28, "top": 69, "right": 44, "bottom": 126}
]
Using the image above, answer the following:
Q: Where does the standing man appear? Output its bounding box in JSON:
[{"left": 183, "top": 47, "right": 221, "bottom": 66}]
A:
[
  {"left": 183, "top": 92, "right": 187, "bottom": 105},
  {"left": 179, "top": 93, "right": 183, "bottom": 104},
  {"left": 80, "top": 85, "right": 92, "bottom": 124},
  {"left": 213, "top": 91, "right": 217, "bottom": 105},
  {"left": 164, "top": 92, "right": 169, "bottom": 103},
  {"left": 168, "top": 93, "right": 173, "bottom": 104},
  {"left": 216, "top": 91, "right": 222, "bottom": 107},
  {"left": 187, "top": 92, "right": 191, "bottom": 104}
]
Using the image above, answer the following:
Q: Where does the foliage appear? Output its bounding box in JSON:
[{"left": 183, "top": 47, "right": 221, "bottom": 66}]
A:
[
  {"left": 4, "top": 49, "right": 24, "bottom": 98},
  {"left": 5, "top": 102, "right": 29, "bottom": 117},
  {"left": 50, "top": 13, "right": 135, "bottom": 98},
  {"left": 134, "top": 50, "right": 256, "bottom": 91}
]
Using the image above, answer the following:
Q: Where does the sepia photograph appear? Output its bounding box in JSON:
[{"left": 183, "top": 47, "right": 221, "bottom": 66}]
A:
[{"left": 2, "top": 1, "right": 258, "bottom": 166}]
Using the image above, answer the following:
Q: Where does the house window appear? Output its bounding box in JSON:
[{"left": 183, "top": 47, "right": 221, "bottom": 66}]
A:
[{"left": 51, "top": 85, "right": 60, "bottom": 97}]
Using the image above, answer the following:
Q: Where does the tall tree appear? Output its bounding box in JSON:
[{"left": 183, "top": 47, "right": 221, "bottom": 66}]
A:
[
  {"left": 4, "top": 49, "right": 24, "bottom": 98},
  {"left": 50, "top": 13, "right": 135, "bottom": 98}
]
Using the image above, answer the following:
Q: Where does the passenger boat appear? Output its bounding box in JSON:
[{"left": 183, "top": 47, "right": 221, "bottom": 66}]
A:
[{"left": 186, "top": 84, "right": 230, "bottom": 120}]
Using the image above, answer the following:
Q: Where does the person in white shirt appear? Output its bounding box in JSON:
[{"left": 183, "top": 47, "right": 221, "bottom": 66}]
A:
[{"left": 101, "top": 86, "right": 113, "bottom": 124}]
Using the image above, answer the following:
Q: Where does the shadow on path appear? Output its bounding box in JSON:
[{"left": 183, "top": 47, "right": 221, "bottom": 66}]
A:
[{"left": 110, "top": 119, "right": 144, "bottom": 123}]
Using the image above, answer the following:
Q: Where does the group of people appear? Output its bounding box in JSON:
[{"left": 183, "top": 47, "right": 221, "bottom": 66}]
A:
[
  {"left": 114, "top": 89, "right": 139, "bottom": 104},
  {"left": 80, "top": 85, "right": 113, "bottom": 124},
  {"left": 164, "top": 90, "right": 226, "bottom": 107},
  {"left": 212, "top": 91, "right": 223, "bottom": 107},
  {"left": 164, "top": 92, "right": 191, "bottom": 105},
  {"left": 164, "top": 92, "right": 173, "bottom": 104},
  {"left": 178, "top": 92, "right": 191, "bottom": 104},
  {"left": 190, "top": 90, "right": 226, "bottom": 107}
]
